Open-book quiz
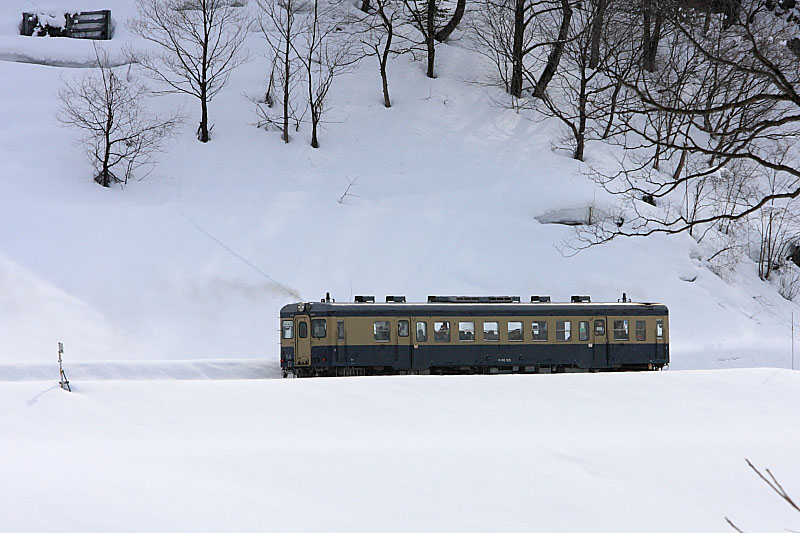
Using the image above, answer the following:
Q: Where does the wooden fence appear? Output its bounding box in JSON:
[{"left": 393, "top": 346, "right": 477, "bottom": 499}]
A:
[{"left": 21, "top": 10, "right": 111, "bottom": 40}]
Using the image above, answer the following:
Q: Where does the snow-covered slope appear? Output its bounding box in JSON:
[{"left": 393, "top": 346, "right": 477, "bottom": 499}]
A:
[
  {"left": 0, "top": 0, "right": 797, "bottom": 368},
  {"left": 1, "top": 369, "right": 799, "bottom": 532}
]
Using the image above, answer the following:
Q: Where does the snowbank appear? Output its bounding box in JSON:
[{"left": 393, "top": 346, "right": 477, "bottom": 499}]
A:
[
  {"left": 0, "top": 357, "right": 279, "bottom": 381},
  {"left": 1, "top": 369, "right": 798, "bottom": 532}
]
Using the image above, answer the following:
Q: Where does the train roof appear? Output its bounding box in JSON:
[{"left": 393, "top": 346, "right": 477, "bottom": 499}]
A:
[{"left": 280, "top": 300, "right": 669, "bottom": 318}]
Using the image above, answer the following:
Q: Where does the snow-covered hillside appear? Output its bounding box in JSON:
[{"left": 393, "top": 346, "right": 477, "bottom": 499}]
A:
[
  {"left": 1, "top": 369, "right": 799, "bottom": 532},
  {"left": 0, "top": 0, "right": 798, "bottom": 369}
]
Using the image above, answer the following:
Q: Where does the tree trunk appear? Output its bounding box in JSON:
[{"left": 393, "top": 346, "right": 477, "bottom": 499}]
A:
[
  {"left": 282, "top": 29, "right": 291, "bottom": 143},
  {"left": 588, "top": 0, "right": 607, "bottom": 69},
  {"left": 534, "top": 0, "right": 572, "bottom": 98},
  {"left": 642, "top": 0, "right": 661, "bottom": 72},
  {"left": 575, "top": 69, "right": 587, "bottom": 161},
  {"left": 434, "top": 0, "right": 466, "bottom": 42},
  {"left": 199, "top": 17, "right": 210, "bottom": 143},
  {"left": 377, "top": 5, "right": 393, "bottom": 107},
  {"left": 311, "top": 121, "right": 319, "bottom": 148},
  {"left": 602, "top": 76, "right": 623, "bottom": 138},
  {"left": 426, "top": 0, "right": 436, "bottom": 78},
  {"left": 199, "top": 86, "right": 209, "bottom": 142},
  {"left": 647, "top": 10, "right": 662, "bottom": 70},
  {"left": 101, "top": 110, "right": 112, "bottom": 187},
  {"left": 361, "top": 0, "right": 370, "bottom": 12},
  {"left": 509, "top": 0, "right": 525, "bottom": 97}
]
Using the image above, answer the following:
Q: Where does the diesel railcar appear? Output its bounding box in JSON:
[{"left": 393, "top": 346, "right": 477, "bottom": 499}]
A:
[{"left": 279, "top": 294, "right": 669, "bottom": 377}]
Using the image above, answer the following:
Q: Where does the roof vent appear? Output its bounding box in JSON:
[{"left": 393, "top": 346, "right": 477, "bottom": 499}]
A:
[
  {"left": 530, "top": 296, "right": 551, "bottom": 303},
  {"left": 571, "top": 295, "right": 591, "bottom": 303},
  {"left": 427, "top": 296, "right": 521, "bottom": 303},
  {"left": 354, "top": 295, "right": 375, "bottom": 303},
  {"left": 385, "top": 296, "right": 406, "bottom": 303}
]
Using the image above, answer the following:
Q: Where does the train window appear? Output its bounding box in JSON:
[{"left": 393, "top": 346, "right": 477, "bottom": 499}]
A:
[
  {"left": 483, "top": 321, "right": 499, "bottom": 341},
  {"left": 508, "top": 321, "right": 523, "bottom": 341},
  {"left": 531, "top": 321, "right": 548, "bottom": 341},
  {"left": 282, "top": 320, "right": 294, "bottom": 339},
  {"left": 373, "top": 321, "right": 390, "bottom": 342},
  {"left": 594, "top": 320, "right": 605, "bottom": 336},
  {"left": 579, "top": 321, "right": 589, "bottom": 342},
  {"left": 613, "top": 320, "right": 629, "bottom": 340},
  {"left": 337, "top": 320, "right": 345, "bottom": 340},
  {"left": 434, "top": 321, "right": 451, "bottom": 342},
  {"left": 416, "top": 321, "right": 428, "bottom": 342},
  {"left": 556, "top": 320, "right": 572, "bottom": 341},
  {"left": 636, "top": 320, "right": 646, "bottom": 341},
  {"left": 657, "top": 320, "right": 664, "bottom": 339},
  {"left": 298, "top": 321, "right": 308, "bottom": 339},
  {"left": 311, "top": 319, "right": 327, "bottom": 338},
  {"left": 459, "top": 321, "right": 475, "bottom": 341},
  {"left": 398, "top": 320, "right": 410, "bottom": 337}
]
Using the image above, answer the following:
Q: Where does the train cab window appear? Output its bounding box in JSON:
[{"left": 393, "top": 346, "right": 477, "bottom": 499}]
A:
[
  {"left": 656, "top": 320, "right": 664, "bottom": 339},
  {"left": 434, "top": 321, "right": 451, "bottom": 342},
  {"left": 398, "top": 320, "right": 410, "bottom": 337},
  {"left": 416, "top": 321, "right": 428, "bottom": 342},
  {"left": 483, "top": 321, "right": 499, "bottom": 341},
  {"left": 459, "top": 321, "right": 475, "bottom": 341},
  {"left": 337, "top": 320, "right": 345, "bottom": 340},
  {"left": 311, "top": 319, "right": 327, "bottom": 338},
  {"left": 298, "top": 321, "right": 308, "bottom": 339},
  {"left": 282, "top": 320, "right": 294, "bottom": 339},
  {"left": 579, "top": 321, "right": 590, "bottom": 342},
  {"left": 556, "top": 320, "right": 572, "bottom": 341},
  {"left": 374, "top": 321, "right": 390, "bottom": 342},
  {"left": 508, "top": 321, "right": 523, "bottom": 341},
  {"left": 613, "top": 320, "right": 629, "bottom": 340},
  {"left": 532, "top": 321, "right": 548, "bottom": 341},
  {"left": 635, "top": 320, "right": 647, "bottom": 341},
  {"left": 594, "top": 320, "right": 605, "bottom": 336}
]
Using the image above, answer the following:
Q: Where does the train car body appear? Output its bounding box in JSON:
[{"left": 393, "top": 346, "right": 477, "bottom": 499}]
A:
[{"left": 279, "top": 296, "right": 669, "bottom": 377}]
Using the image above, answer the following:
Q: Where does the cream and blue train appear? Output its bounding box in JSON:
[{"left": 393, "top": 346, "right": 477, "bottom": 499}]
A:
[{"left": 280, "top": 294, "right": 669, "bottom": 377}]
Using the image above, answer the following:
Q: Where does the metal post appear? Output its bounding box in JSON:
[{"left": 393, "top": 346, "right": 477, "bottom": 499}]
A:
[{"left": 58, "top": 342, "right": 71, "bottom": 392}]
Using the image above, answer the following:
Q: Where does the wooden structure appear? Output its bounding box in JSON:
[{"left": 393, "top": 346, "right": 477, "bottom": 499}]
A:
[{"left": 21, "top": 10, "right": 111, "bottom": 40}]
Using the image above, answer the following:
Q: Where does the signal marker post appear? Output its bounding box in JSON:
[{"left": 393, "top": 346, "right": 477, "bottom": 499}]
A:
[{"left": 58, "top": 342, "right": 71, "bottom": 392}]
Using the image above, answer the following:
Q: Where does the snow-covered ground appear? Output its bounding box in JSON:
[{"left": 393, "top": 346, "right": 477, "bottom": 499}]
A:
[
  {"left": 1, "top": 368, "right": 798, "bottom": 532},
  {"left": 3, "top": 4, "right": 800, "bottom": 530}
]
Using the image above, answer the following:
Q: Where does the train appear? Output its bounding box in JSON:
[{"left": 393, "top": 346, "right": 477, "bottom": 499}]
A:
[{"left": 279, "top": 294, "right": 669, "bottom": 377}]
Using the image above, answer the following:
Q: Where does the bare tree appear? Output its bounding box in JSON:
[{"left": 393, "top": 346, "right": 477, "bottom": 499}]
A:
[
  {"left": 727, "top": 459, "right": 800, "bottom": 532},
  {"left": 402, "top": 0, "right": 447, "bottom": 77},
  {"left": 350, "top": 0, "right": 407, "bottom": 107},
  {"left": 434, "top": 0, "right": 466, "bottom": 42},
  {"left": 57, "top": 46, "right": 181, "bottom": 187},
  {"left": 257, "top": 0, "right": 306, "bottom": 142},
  {"left": 578, "top": 0, "right": 800, "bottom": 246},
  {"left": 469, "top": 0, "right": 579, "bottom": 98},
  {"left": 537, "top": 2, "right": 636, "bottom": 160},
  {"left": 296, "top": 0, "right": 357, "bottom": 148},
  {"left": 129, "top": 0, "right": 248, "bottom": 143}
]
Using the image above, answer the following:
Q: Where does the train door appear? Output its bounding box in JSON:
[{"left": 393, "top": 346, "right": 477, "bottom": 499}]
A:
[
  {"left": 336, "top": 319, "right": 347, "bottom": 363},
  {"left": 294, "top": 315, "right": 311, "bottom": 367},
  {"left": 395, "top": 318, "right": 413, "bottom": 371},
  {"left": 592, "top": 317, "right": 609, "bottom": 368},
  {"left": 655, "top": 318, "right": 665, "bottom": 362}
]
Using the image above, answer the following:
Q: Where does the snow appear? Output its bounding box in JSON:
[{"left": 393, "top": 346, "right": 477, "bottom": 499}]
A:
[
  {"left": 0, "top": 26, "right": 796, "bottom": 367},
  {"left": 3, "top": 2, "right": 800, "bottom": 528},
  {"left": 1, "top": 368, "right": 799, "bottom": 532}
]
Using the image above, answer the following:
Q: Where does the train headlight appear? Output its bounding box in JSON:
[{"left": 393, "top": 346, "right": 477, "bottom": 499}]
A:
[{"left": 297, "top": 304, "right": 304, "bottom": 312}]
